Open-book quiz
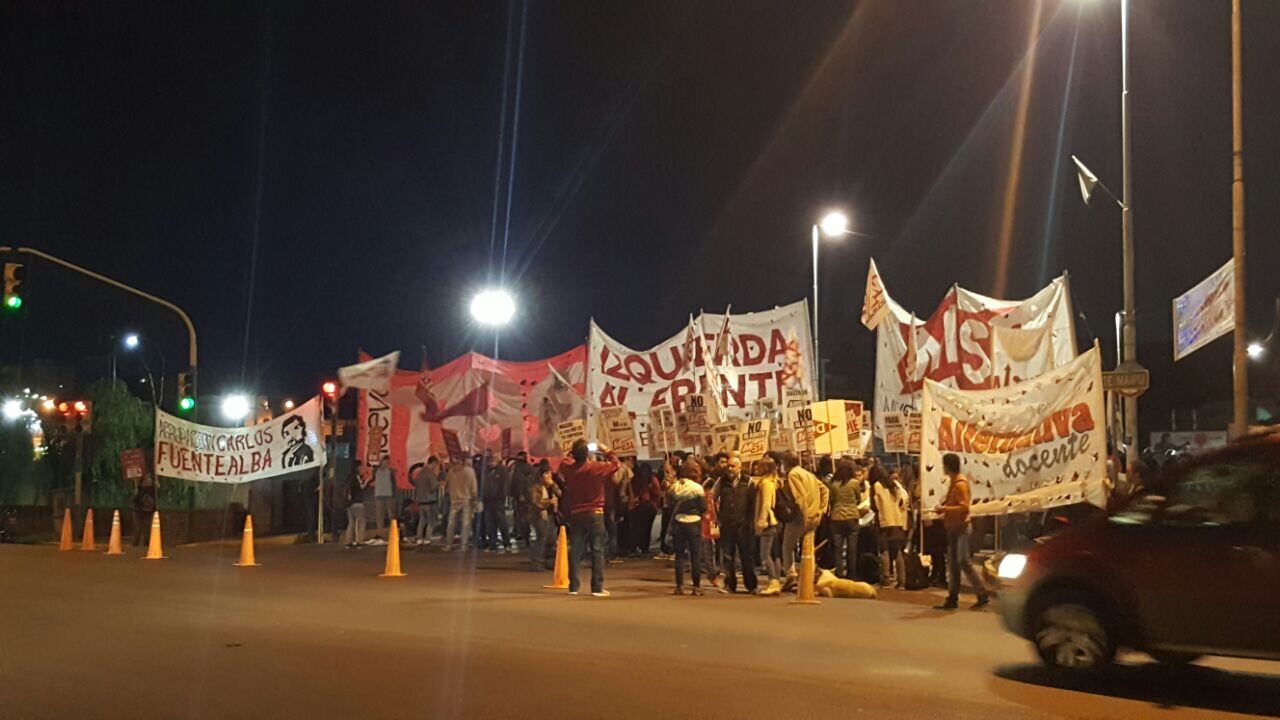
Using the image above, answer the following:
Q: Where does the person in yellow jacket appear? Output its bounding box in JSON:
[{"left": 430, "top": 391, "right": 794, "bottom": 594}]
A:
[
  {"left": 753, "top": 457, "right": 783, "bottom": 596},
  {"left": 780, "top": 452, "right": 829, "bottom": 583}
]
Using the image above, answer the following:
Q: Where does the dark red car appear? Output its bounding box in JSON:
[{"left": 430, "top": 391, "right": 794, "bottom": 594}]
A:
[{"left": 997, "top": 434, "right": 1280, "bottom": 670}]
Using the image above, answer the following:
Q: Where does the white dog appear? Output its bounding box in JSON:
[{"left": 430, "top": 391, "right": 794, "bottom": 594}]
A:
[{"left": 815, "top": 568, "right": 877, "bottom": 599}]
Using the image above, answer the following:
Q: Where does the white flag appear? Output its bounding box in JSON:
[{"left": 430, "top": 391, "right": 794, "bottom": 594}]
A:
[
  {"left": 1072, "top": 155, "right": 1099, "bottom": 205},
  {"left": 862, "top": 259, "right": 890, "bottom": 330},
  {"left": 338, "top": 351, "right": 400, "bottom": 394}
]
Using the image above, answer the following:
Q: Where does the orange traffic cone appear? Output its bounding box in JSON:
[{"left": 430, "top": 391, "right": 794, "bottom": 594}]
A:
[
  {"left": 378, "top": 520, "right": 406, "bottom": 578},
  {"left": 58, "top": 508, "right": 74, "bottom": 551},
  {"left": 543, "top": 525, "right": 569, "bottom": 590},
  {"left": 143, "top": 511, "right": 166, "bottom": 560},
  {"left": 80, "top": 508, "right": 96, "bottom": 551},
  {"left": 790, "top": 531, "right": 821, "bottom": 606},
  {"left": 234, "top": 515, "right": 260, "bottom": 567},
  {"left": 105, "top": 510, "right": 123, "bottom": 555}
]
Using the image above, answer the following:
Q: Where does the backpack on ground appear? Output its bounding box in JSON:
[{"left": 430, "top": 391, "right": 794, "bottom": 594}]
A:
[{"left": 902, "top": 551, "right": 930, "bottom": 590}]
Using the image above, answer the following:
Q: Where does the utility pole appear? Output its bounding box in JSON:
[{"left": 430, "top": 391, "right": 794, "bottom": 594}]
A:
[
  {"left": 1118, "top": 0, "right": 1141, "bottom": 454},
  {"left": 1230, "top": 0, "right": 1248, "bottom": 438}
]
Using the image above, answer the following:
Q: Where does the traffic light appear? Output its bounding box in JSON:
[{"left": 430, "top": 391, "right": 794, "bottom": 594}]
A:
[
  {"left": 56, "top": 400, "right": 92, "bottom": 434},
  {"left": 321, "top": 380, "right": 338, "bottom": 419},
  {"left": 3, "top": 262, "right": 23, "bottom": 310},
  {"left": 177, "top": 371, "right": 195, "bottom": 412}
]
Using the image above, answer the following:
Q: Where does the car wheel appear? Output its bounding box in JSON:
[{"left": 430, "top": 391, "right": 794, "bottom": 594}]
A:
[
  {"left": 1149, "top": 650, "right": 1201, "bottom": 666},
  {"left": 1033, "top": 596, "right": 1115, "bottom": 671}
]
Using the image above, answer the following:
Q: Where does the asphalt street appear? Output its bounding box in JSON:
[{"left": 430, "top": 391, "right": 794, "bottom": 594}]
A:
[{"left": 2, "top": 541, "right": 1278, "bottom": 720}]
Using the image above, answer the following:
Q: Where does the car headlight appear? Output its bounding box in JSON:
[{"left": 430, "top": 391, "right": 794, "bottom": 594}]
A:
[{"left": 997, "top": 553, "right": 1028, "bottom": 580}]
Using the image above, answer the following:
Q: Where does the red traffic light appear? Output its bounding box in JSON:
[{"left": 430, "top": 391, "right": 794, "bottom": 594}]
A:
[{"left": 321, "top": 381, "right": 338, "bottom": 398}]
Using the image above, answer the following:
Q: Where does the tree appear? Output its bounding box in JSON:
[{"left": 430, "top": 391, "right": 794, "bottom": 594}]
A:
[
  {"left": 0, "top": 417, "right": 35, "bottom": 505},
  {"left": 83, "top": 379, "right": 153, "bottom": 506}
]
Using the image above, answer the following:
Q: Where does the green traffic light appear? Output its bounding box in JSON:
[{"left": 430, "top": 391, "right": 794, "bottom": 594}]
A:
[
  {"left": 178, "top": 397, "right": 196, "bottom": 411},
  {"left": 4, "top": 295, "right": 20, "bottom": 310}
]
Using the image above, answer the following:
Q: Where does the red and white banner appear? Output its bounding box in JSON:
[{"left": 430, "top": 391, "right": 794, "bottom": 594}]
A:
[
  {"left": 871, "top": 264, "right": 1077, "bottom": 438},
  {"left": 588, "top": 300, "right": 815, "bottom": 453},
  {"left": 357, "top": 346, "right": 586, "bottom": 487},
  {"left": 920, "top": 346, "right": 1107, "bottom": 516},
  {"left": 338, "top": 351, "right": 400, "bottom": 394}
]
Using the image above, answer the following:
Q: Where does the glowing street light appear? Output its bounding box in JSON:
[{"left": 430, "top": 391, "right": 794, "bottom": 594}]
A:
[
  {"left": 221, "top": 394, "right": 251, "bottom": 422},
  {"left": 123, "top": 333, "right": 140, "bottom": 350},
  {"left": 470, "top": 289, "right": 516, "bottom": 326},
  {"left": 819, "top": 211, "right": 850, "bottom": 238},
  {"left": 811, "top": 209, "right": 856, "bottom": 399},
  {"left": 2, "top": 400, "right": 21, "bottom": 420},
  {"left": 283, "top": 399, "right": 295, "bottom": 411},
  {"left": 1247, "top": 342, "right": 1265, "bottom": 360}
]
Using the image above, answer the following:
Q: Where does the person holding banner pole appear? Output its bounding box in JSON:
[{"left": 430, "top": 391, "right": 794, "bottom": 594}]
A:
[{"left": 560, "top": 440, "right": 619, "bottom": 597}]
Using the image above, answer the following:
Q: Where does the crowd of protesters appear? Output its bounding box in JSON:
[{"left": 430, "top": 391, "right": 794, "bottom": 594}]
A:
[{"left": 327, "top": 441, "right": 992, "bottom": 607}]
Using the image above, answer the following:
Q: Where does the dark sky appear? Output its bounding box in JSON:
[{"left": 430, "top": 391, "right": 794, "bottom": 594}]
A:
[{"left": 2, "top": 0, "right": 1277, "bottom": 431}]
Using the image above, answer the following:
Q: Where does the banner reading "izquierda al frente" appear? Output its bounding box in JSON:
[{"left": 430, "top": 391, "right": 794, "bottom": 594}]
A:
[{"left": 154, "top": 396, "right": 326, "bottom": 483}]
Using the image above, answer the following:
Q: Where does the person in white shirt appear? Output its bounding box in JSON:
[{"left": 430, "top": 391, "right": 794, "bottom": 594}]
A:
[
  {"left": 666, "top": 470, "right": 707, "bottom": 595},
  {"left": 874, "top": 467, "right": 911, "bottom": 589},
  {"left": 443, "top": 459, "right": 478, "bottom": 551}
]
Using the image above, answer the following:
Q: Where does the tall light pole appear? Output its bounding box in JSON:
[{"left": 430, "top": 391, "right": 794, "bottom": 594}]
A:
[
  {"left": 1230, "top": 0, "right": 1248, "bottom": 438},
  {"left": 812, "top": 211, "right": 862, "bottom": 400},
  {"left": 1118, "top": 0, "right": 1140, "bottom": 455}
]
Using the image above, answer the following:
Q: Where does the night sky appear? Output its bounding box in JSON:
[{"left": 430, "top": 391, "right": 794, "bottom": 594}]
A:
[{"left": 2, "top": 0, "right": 1277, "bottom": 432}]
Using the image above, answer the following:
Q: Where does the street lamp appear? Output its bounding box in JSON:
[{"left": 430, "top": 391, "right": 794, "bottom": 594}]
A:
[
  {"left": 811, "top": 211, "right": 855, "bottom": 399},
  {"left": 283, "top": 399, "right": 295, "bottom": 411},
  {"left": 221, "top": 394, "right": 251, "bottom": 422},
  {"left": 1247, "top": 342, "right": 1265, "bottom": 361},
  {"left": 120, "top": 332, "right": 165, "bottom": 407},
  {"left": 470, "top": 288, "right": 516, "bottom": 326},
  {"left": 123, "top": 333, "right": 139, "bottom": 349},
  {"left": 2, "top": 399, "right": 21, "bottom": 421}
]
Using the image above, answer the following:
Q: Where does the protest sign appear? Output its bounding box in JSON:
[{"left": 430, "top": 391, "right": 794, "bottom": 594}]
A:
[
  {"left": 920, "top": 346, "right": 1106, "bottom": 515},
  {"left": 120, "top": 448, "right": 146, "bottom": 483},
  {"left": 1173, "top": 259, "right": 1234, "bottom": 360},
  {"left": 155, "top": 397, "right": 326, "bottom": 483},
  {"left": 740, "top": 418, "right": 771, "bottom": 462},
  {"left": 555, "top": 419, "right": 586, "bottom": 453},
  {"left": 710, "top": 422, "right": 742, "bottom": 454},
  {"left": 882, "top": 412, "right": 907, "bottom": 453},
  {"left": 810, "top": 400, "right": 849, "bottom": 456},
  {"left": 598, "top": 406, "right": 638, "bottom": 456},
  {"left": 906, "top": 412, "right": 922, "bottom": 454}
]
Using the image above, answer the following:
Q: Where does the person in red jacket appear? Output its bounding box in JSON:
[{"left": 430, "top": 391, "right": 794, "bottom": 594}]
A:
[{"left": 559, "top": 439, "right": 620, "bottom": 597}]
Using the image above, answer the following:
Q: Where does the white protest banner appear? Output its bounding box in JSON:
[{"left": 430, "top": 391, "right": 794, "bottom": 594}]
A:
[
  {"left": 588, "top": 300, "right": 815, "bottom": 432},
  {"left": 871, "top": 262, "right": 1076, "bottom": 438},
  {"left": 338, "top": 351, "right": 400, "bottom": 394},
  {"left": 740, "top": 419, "right": 771, "bottom": 462},
  {"left": 1173, "top": 259, "right": 1234, "bottom": 361},
  {"left": 861, "top": 258, "right": 890, "bottom": 330},
  {"left": 155, "top": 397, "right": 326, "bottom": 483},
  {"left": 597, "top": 406, "right": 638, "bottom": 456},
  {"left": 711, "top": 422, "right": 742, "bottom": 454},
  {"left": 882, "top": 412, "right": 907, "bottom": 453},
  {"left": 920, "top": 346, "right": 1106, "bottom": 516},
  {"left": 556, "top": 419, "right": 587, "bottom": 453}
]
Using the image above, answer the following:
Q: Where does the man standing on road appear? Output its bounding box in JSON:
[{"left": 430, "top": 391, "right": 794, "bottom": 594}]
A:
[
  {"left": 510, "top": 451, "right": 537, "bottom": 547},
  {"left": 716, "top": 456, "right": 758, "bottom": 594},
  {"left": 371, "top": 459, "right": 396, "bottom": 542},
  {"left": 444, "top": 457, "right": 478, "bottom": 551},
  {"left": 413, "top": 456, "right": 441, "bottom": 546},
  {"left": 480, "top": 453, "right": 511, "bottom": 552},
  {"left": 780, "top": 452, "right": 828, "bottom": 581},
  {"left": 528, "top": 466, "right": 561, "bottom": 570},
  {"left": 934, "top": 452, "right": 990, "bottom": 610},
  {"left": 559, "top": 439, "right": 619, "bottom": 597}
]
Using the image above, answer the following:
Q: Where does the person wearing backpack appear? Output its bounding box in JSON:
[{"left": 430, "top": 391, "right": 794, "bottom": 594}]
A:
[
  {"left": 780, "top": 452, "right": 827, "bottom": 583},
  {"left": 753, "top": 457, "right": 784, "bottom": 596}
]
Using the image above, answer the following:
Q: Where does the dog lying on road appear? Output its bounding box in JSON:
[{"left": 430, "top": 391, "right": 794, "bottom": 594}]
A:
[{"left": 815, "top": 568, "right": 877, "bottom": 599}]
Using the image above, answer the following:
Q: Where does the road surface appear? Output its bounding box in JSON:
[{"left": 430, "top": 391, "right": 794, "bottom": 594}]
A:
[{"left": 2, "top": 541, "right": 1277, "bottom": 719}]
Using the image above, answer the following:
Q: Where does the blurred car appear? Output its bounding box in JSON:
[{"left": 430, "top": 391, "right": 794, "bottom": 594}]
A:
[{"left": 996, "top": 433, "right": 1280, "bottom": 670}]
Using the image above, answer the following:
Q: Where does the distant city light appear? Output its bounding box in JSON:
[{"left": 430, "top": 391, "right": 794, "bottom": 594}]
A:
[{"left": 470, "top": 289, "right": 516, "bottom": 326}]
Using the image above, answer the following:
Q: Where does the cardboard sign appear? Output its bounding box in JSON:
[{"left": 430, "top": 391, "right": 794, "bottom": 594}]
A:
[
  {"left": 810, "top": 400, "right": 848, "bottom": 456},
  {"left": 740, "top": 419, "right": 771, "bottom": 462},
  {"left": 120, "top": 448, "right": 146, "bottom": 483},
  {"left": 906, "top": 412, "right": 922, "bottom": 454},
  {"left": 598, "top": 406, "right": 638, "bottom": 456},
  {"left": 651, "top": 403, "right": 680, "bottom": 454},
  {"left": 711, "top": 422, "right": 742, "bottom": 454},
  {"left": 784, "top": 387, "right": 811, "bottom": 408},
  {"left": 882, "top": 412, "right": 907, "bottom": 453},
  {"left": 555, "top": 419, "right": 587, "bottom": 452}
]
